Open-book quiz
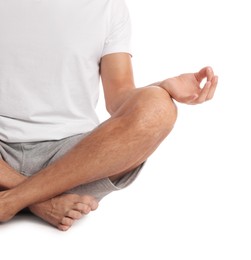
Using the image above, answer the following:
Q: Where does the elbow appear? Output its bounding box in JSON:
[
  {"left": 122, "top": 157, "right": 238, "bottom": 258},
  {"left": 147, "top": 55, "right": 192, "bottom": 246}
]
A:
[
  {"left": 106, "top": 104, "right": 116, "bottom": 116},
  {"left": 105, "top": 88, "right": 136, "bottom": 116},
  {"left": 105, "top": 100, "right": 124, "bottom": 116}
]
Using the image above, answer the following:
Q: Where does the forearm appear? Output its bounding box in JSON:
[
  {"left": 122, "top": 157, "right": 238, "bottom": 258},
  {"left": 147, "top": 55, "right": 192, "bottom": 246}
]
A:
[
  {"left": 0, "top": 160, "right": 26, "bottom": 189},
  {"left": 109, "top": 83, "right": 171, "bottom": 115}
]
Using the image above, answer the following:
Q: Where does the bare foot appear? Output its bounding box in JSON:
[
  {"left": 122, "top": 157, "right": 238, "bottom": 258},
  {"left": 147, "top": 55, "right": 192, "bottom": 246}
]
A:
[{"left": 29, "top": 194, "right": 98, "bottom": 231}]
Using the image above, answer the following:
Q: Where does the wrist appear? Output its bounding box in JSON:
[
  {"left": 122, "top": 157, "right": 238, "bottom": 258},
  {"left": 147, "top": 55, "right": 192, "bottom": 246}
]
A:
[
  {"left": 157, "top": 79, "right": 172, "bottom": 96},
  {"left": 147, "top": 79, "right": 172, "bottom": 94}
]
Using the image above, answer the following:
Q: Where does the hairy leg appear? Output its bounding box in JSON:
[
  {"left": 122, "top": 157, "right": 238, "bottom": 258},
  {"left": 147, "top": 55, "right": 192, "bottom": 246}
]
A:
[
  {"left": 0, "top": 86, "right": 177, "bottom": 222},
  {"left": 0, "top": 159, "right": 26, "bottom": 190}
]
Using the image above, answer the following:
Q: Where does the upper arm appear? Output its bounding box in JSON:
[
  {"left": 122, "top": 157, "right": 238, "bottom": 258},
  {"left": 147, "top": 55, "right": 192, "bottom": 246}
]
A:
[{"left": 100, "top": 53, "right": 136, "bottom": 114}]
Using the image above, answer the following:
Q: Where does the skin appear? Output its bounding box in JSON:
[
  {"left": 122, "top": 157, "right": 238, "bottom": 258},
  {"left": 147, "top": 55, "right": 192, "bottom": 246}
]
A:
[{"left": 0, "top": 53, "right": 218, "bottom": 231}]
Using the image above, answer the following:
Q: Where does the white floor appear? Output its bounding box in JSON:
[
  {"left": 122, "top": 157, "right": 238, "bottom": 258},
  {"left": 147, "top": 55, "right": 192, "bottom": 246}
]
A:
[{"left": 1, "top": 0, "right": 251, "bottom": 259}]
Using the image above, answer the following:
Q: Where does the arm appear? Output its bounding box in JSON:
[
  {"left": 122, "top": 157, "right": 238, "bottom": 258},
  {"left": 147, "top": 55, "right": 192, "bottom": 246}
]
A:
[
  {"left": 100, "top": 53, "right": 218, "bottom": 114},
  {"left": 100, "top": 53, "right": 136, "bottom": 115}
]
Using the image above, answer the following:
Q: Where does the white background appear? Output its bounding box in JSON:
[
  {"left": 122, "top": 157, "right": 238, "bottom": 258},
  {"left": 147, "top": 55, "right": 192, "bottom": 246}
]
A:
[{"left": 1, "top": 0, "right": 250, "bottom": 259}]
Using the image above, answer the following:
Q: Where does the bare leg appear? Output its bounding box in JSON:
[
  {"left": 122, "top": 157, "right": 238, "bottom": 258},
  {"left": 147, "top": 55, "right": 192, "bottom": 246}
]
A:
[
  {"left": 0, "top": 160, "right": 98, "bottom": 231},
  {"left": 0, "top": 86, "right": 177, "bottom": 222},
  {"left": 0, "top": 159, "right": 26, "bottom": 189}
]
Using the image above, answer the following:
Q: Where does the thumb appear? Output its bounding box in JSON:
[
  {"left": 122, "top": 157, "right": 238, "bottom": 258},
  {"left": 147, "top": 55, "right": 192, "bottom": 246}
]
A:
[{"left": 186, "top": 94, "right": 199, "bottom": 104}]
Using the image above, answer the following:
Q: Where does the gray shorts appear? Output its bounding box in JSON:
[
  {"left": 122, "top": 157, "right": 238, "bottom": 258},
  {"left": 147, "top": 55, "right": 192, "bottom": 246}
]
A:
[{"left": 0, "top": 133, "right": 144, "bottom": 201}]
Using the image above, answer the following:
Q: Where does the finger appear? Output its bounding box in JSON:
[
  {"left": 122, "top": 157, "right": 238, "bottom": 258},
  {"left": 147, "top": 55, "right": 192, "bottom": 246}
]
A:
[
  {"left": 193, "top": 81, "right": 211, "bottom": 104},
  {"left": 194, "top": 67, "right": 208, "bottom": 82},
  {"left": 206, "top": 76, "right": 218, "bottom": 100},
  {"left": 185, "top": 93, "right": 199, "bottom": 104},
  {"left": 194, "top": 66, "right": 214, "bottom": 83},
  {"left": 206, "top": 67, "right": 214, "bottom": 81}
]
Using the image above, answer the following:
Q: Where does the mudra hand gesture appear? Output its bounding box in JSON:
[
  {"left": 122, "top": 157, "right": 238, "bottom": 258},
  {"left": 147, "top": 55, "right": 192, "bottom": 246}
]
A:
[{"left": 160, "top": 67, "right": 218, "bottom": 105}]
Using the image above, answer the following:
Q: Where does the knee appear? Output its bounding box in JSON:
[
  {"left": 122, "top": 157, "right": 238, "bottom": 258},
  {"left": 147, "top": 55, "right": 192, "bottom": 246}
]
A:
[{"left": 127, "top": 86, "right": 178, "bottom": 137}]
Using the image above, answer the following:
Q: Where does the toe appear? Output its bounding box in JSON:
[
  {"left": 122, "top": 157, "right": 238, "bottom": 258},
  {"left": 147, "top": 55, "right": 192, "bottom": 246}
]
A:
[
  {"left": 79, "top": 195, "right": 95, "bottom": 204},
  {"left": 74, "top": 203, "right": 91, "bottom": 214},
  {"left": 90, "top": 200, "right": 99, "bottom": 211},
  {"left": 79, "top": 195, "right": 99, "bottom": 211},
  {"left": 66, "top": 210, "right": 82, "bottom": 220},
  {"left": 58, "top": 224, "right": 70, "bottom": 232},
  {"left": 61, "top": 216, "right": 75, "bottom": 227}
]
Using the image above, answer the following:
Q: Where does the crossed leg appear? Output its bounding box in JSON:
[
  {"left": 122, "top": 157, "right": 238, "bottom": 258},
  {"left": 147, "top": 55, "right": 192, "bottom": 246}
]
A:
[
  {"left": 0, "top": 160, "right": 99, "bottom": 231},
  {"left": 0, "top": 86, "right": 177, "bottom": 229}
]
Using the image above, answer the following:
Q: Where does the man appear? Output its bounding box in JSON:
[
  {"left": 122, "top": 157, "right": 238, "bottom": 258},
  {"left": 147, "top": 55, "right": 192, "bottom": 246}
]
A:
[{"left": 0, "top": 0, "right": 217, "bottom": 231}]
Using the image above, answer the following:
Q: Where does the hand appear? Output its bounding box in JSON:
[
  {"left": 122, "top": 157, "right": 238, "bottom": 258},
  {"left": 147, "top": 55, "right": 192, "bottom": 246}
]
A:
[{"left": 160, "top": 67, "right": 218, "bottom": 104}]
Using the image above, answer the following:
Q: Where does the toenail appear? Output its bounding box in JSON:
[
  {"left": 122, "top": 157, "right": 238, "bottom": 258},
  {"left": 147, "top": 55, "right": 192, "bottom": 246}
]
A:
[{"left": 59, "top": 225, "right": 69, "bottom": 231}]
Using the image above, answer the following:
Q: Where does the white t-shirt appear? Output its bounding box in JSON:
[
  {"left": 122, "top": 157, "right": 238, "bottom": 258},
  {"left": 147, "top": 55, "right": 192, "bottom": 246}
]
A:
[{"left": 0, "top": 0, "right": 131, "bottom": 142}]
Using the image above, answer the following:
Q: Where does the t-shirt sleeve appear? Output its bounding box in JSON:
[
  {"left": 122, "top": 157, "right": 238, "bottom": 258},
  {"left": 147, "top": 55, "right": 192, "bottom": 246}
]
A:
[{"left": 101, "top": 0, "right": 132, "bottom": 57}]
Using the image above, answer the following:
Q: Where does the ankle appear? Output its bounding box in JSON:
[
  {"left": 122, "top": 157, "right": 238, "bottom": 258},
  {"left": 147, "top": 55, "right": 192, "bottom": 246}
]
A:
[{"left": 0, "top": 190, "right": 22, "bottom": 222}]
